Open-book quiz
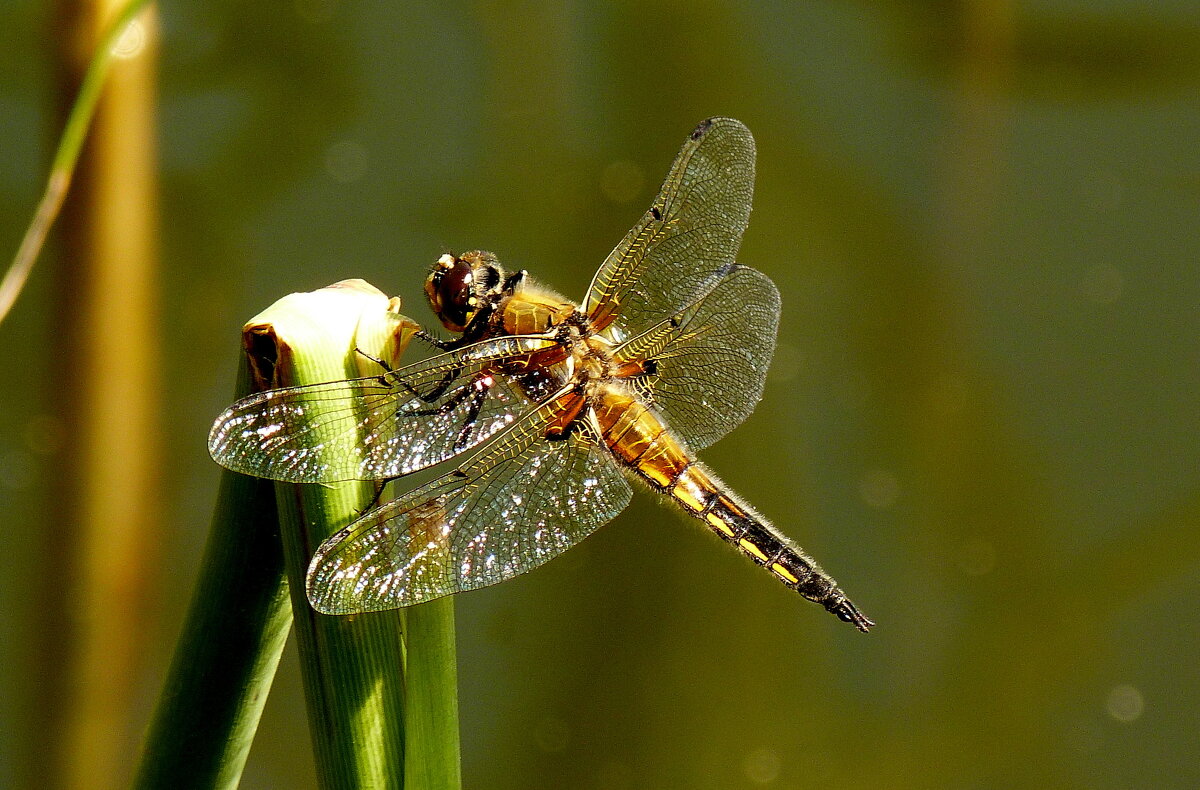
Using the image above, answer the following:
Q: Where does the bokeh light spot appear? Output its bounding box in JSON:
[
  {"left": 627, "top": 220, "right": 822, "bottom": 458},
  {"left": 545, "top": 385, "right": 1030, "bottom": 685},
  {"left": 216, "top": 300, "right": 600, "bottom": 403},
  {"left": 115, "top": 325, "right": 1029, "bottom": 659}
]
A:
[
  {"left": 112, "top": 19, "right": 147, "bottom": 60},
  {"left": 1105, "top": 684, "right": 1144, "bottom": 723},
  {"left": 600, "top": 160, "right": 645, "bottom": 204},
  {"left": 743, "top": 746, "right": 781, "bottom": 784},
  {"left": 859, "top": 469, "right": 899, "bottom": 510}
]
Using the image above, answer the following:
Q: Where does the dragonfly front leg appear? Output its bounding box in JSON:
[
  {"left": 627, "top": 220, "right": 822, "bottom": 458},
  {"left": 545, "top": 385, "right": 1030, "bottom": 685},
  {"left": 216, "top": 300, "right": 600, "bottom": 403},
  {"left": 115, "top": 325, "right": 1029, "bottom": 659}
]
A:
[
  {"left": 355, "top": 346, "right": 500, "bottom": 454},
  {"left": 414, "top": 328, "right": 453, "bottom": 351},
  {"left": 359, "top": 477, "right": 395, "bottom": 516},
  {"left": 355, "top": 346, "right": 465, "bottom": 403}
]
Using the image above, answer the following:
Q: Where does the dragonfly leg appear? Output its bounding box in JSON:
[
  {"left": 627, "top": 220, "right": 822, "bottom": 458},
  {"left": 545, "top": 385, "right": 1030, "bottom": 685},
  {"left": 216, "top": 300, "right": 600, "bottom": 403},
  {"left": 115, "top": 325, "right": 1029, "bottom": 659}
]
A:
[
  {"left": 415, "top": 328, "right": 453, "bottom": 351},
  {"left": 354, "top": 347, "right": 395, "bottom": 379},
  {"left": 452, "top": 377, "right": 494, "bottom": 451},
  {"left": 355, "top": 346, "right": 462, "bottom": 402},
  {"left": 412, "top": 369, "right": 462, "bottom": 403},
  {"left": 403, "top": 372, "right": 496, "bottom": 427}
]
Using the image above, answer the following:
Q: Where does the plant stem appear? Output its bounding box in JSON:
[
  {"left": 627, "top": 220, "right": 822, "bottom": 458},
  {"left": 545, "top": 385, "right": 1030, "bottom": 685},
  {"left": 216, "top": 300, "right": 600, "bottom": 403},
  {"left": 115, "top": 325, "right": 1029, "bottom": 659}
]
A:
[
  {"left": 243, "top": 281, "right": 460, "bottom": 789},
  {"left": 44, "top": 1, "right": 161, "bottom": 786},
  {"left": 137, "top": 281, "right": 461, "bottom": 789},
  {"left": 133, "top": 364, "right": 292, "bottom": 789},
  {"left": 403, "top": 598, "right": 462, "bottom": 788}
]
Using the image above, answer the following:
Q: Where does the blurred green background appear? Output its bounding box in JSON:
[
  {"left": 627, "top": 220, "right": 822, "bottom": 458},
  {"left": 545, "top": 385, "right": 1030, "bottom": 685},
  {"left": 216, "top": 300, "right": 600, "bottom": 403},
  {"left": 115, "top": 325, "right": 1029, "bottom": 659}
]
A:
[{"left": 2, "top": 0, "right": 1199, "bottom": 788}]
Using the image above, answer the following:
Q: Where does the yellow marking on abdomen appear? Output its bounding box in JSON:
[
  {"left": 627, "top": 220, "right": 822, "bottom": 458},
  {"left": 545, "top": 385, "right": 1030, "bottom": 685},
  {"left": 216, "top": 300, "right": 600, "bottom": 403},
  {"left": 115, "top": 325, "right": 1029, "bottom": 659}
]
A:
[
  {"left": 716, "top": 495, "right": 747, "bottom": 519},
  {"left": 706, "top": 512, "right": 735, "bottom": 537},
  {"left": 771, "top": 563, "right": 799, "bottom": 584},
  {"left": 672, "top": 466, "right": 717, "bottom": 512},
  {"left": 599, "top": 399, "right": 644, "bottom": 446},
  {"left": 739, "top": 538, "right": 769, "bottom": 562},
  {"left": 594, "top": 388, "right": 670, "bottom": 470}
]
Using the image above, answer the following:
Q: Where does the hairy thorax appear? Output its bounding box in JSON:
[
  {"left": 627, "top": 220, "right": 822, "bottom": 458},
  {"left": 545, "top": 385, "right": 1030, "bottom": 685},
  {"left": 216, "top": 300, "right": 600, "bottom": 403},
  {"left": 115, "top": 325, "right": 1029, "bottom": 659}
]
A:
[
  {"left": 497, "top": 285, "right": 629, "bottom": 406},
  {"left": 500, "top": 283, "right": 577, "bottom": 336}
]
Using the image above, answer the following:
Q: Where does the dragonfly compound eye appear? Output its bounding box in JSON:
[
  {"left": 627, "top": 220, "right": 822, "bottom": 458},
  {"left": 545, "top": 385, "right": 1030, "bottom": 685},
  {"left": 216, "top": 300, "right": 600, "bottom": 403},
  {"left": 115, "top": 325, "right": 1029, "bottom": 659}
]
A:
[{"left": 426, "top": 256, "right": 476, "bottom": 332}]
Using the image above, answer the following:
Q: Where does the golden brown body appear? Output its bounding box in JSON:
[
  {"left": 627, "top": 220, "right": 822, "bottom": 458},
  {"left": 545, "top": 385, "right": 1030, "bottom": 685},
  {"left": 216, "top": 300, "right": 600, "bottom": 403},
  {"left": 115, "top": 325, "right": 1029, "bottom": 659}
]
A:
[
  {"left": 591, "top": 385, "right": 845, "bottom": 606},
  {"left": 436, "top": 274, "right": 862, "bottom": 619},
  {"left": 463, "top": 281, "right": 859, "bottom": 614}
]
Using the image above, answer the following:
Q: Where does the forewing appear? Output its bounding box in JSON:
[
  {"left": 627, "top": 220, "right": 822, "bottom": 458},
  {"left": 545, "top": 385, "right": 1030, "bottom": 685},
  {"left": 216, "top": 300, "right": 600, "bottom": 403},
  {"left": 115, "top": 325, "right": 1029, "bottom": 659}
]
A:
[
  {"left": 582, "top": 117, "right": 755, "bottom": 338},
  {"left": 307, "top": 399, "right": 633, "bottom": 613},
  {"left": 613, "top": 265, "right": 780, "bottom": 451},
  {"left": 208, "top": 335, "right": 556, "bottom": 482}
]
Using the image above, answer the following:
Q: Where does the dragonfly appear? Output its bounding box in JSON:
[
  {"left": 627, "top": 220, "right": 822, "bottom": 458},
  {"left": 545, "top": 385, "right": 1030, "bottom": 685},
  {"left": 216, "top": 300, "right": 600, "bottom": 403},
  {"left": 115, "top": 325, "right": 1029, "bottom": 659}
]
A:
[{"left": 209, "top": 117, "right": 873, "bottom": 632}]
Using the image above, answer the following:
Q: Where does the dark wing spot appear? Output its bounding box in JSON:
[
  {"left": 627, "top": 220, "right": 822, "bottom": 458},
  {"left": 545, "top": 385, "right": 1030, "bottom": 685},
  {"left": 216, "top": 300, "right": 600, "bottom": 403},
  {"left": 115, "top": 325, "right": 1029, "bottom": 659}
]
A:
[{"left": 690, "top": 117, "right": 715, "bottom": 140}]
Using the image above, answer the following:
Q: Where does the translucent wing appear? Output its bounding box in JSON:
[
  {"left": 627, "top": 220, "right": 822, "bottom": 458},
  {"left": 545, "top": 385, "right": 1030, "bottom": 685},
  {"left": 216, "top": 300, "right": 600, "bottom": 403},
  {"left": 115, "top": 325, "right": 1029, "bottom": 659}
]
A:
[
  {"left": 208, "top": 335, "right": 558, "bottom": 482},
  {"left": 307, "top": 391, "right": 633, "bottom": 613},
  {"left": 612, "top": 265, "right": 780, "bottom": 451},
  {"left": 582, "top": 117, "right": 755, "bottom": 339}
]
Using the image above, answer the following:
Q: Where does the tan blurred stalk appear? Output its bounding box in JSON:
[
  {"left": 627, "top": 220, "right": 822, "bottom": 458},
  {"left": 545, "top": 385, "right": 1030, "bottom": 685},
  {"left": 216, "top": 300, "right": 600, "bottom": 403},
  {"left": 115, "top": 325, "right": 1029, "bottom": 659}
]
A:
[
  {"left": 41, "top": 2, "right": 161, "bottom": 789},
  {"left": 941, "top": 0, "right": 1014, "bottom": 243}
]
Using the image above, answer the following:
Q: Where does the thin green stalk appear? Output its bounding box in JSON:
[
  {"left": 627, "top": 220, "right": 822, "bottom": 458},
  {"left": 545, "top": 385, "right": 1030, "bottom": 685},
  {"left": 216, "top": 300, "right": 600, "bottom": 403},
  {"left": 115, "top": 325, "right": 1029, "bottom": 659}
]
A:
[{"left": 0, "top": 0, "right": 153, "bottom": 324}]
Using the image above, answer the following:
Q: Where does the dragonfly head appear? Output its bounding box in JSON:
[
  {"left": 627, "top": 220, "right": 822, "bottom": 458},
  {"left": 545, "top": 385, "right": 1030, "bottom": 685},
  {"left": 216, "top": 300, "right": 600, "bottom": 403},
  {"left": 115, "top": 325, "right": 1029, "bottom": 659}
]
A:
[{"left": 425, "top": 251, "right": 506, "bottom": 334}]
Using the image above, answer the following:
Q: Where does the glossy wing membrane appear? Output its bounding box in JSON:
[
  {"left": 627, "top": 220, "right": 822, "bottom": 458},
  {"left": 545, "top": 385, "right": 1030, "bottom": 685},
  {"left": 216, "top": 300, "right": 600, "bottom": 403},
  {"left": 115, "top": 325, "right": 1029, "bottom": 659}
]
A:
[
  {"left": 582, "top": 117, "right": 755, "bottom": 339},
  {"left": 613, "top": 265, "right": 780, "bottom": 451},
  {"left": 307, "top": 391, "right": 633, "bottom": 613},
  {"left": 208, "top": 335, "right": 557, "bottom": 483}
]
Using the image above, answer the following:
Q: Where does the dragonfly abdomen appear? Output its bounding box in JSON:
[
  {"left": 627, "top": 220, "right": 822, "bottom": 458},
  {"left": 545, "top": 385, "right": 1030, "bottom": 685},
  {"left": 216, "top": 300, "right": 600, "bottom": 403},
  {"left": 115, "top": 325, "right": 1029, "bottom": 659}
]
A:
[
  {"left": 591, "top": 384, "right": 874, "bottom": 632},
  {"left": 686, "top": 476, "right": 873, "bottom": 631}
]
